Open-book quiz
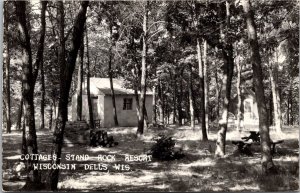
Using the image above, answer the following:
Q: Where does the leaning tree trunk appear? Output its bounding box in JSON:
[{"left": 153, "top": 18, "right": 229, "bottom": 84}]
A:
[
  {"left": 215, "top": 1, "right": 234, "bottom": 157},
  {"left": 188, "top": 64, "right": 195, "bottom": 129},
  {"left": 76, "top": 39, "right": 84, "bottom": 121},
  {"left": 241, "top": 0, "right": 275, "bottom": 173},
  {"left": 137, "top": 1, "right": 149, "bottom": 136},
  {"left": 108, "top": 25, "right": 119, "bottom": 126},
  {"left": 15, "top": 1, "right": 40, "bottom": 184},
  {"left": 86, "top": 25, "right": 95, "bottom": 129},
  {"left": 4, "top": 2, "right": 11, "bottom": 133},
  {"left": 47, "top": 2, "right": 89, "bottom": 190}
]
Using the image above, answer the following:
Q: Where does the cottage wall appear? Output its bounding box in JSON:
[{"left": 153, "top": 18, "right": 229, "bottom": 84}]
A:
[
  {"left": 80, "top": 95, "right": 104, "bottom": 123},
  {"left": 73, "top": 94, "right": 153, "bottom": 128},
  {"left": 243, "top": 97, "right": 259, "bottom": 130},
  {"left": 103, "top": 95, "right": 153, "bottom": 127}
]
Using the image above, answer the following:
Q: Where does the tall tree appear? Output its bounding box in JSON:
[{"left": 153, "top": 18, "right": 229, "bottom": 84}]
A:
[
  {"left": 197, "top": 38, "right": 207, "bottom": 139},
  {"left": 269, "top": 48, "right": 282, "bottom": 133},
  {"left": 16, "top": 97, "right": 24, "bottom": 130},
  {"left": 241, "top": 0, "right": 275, "bottom": 173},
  {"left": 108, "top": 20, "right": 119, "bottom": 126},
  {"left": 4, "top": 1, "right": 11, "bottom": 133},
  {"left": 47, "top": 1, "right": 89, "bottom": 190},
  {"left": 86, "top": 25, "right": 95, "bottom": 129},
  {"left": 15, "top": 1, "right": 40, "bottom": 184},
  {"left": 76, "top": 40, "right": 84, "bottom": 121},
  {"left": 215, "top": 1, "right": 234, "bottom": 157},
  {"left": 137, "top": 1, "right": 149, "bottom": 136},
  {"left": 188, "top": 64, "right": 195, "bottom": 129},
  {"left": 38, "top": 1, "right": 48, "bottom": 130},
  {"left": 236, "top": 48, "right": 242, "bottom": 132},
  {"left": 203, "top": 39, "right": 209, "bottom": 134}
]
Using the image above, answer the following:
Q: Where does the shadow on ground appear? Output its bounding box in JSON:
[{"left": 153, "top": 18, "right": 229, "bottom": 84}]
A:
[{"left": 2, "top": 125, "right": 299, "bottom": 192}]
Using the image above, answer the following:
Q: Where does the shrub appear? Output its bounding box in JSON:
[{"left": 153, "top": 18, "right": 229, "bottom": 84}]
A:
[{"left": 149, "top": 134, "right": 184, "bottom": 161}]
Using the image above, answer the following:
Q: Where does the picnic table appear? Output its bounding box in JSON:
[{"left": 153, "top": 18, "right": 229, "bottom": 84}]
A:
[{"left": 232, "top": 131, "right": 284, "bottom": 156}]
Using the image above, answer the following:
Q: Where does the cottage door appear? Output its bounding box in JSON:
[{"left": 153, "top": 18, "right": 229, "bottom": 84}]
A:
[{"left": 92, "top": 98, "right": 99, "bottom": 121}]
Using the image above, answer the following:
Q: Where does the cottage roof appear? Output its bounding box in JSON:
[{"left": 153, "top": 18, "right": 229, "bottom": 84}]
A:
[{"left": 86, "top": 78, "right": 152, "bottom": 96}]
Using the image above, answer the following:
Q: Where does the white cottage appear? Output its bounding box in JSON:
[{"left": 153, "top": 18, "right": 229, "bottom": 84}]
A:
[
  {"left": 229, "top": 88, "right": 259, "bottom": 130},
  {"left": 71, "top": 78, "right": 153, "bottom": 128}
]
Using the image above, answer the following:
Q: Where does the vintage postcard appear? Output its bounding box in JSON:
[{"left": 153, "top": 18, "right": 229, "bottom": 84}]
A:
[{"left": 2, "top": 0, "right": 299, "bottom": 192}]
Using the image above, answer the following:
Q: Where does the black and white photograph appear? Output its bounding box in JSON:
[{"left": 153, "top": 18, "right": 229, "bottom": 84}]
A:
[{"left": 1, "top": 0, "right": 299, "bottom": 191}]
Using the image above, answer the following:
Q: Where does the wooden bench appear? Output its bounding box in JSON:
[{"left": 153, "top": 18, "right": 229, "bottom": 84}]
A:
[
  {"left": 241, "top": 131, "right": 260, "bottom": 142},
  {"left": 271, "top": 140, "right": 284, "bottom": 154},
  {"left": 232, "top": 138, "right": 284, "bottom": 156},
  {"left": 232, "top": 140, "right": 254, "bottom": 156}
]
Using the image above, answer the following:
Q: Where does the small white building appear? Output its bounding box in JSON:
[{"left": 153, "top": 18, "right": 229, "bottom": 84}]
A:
[
  {"left": 71, "top": 78, "right": 153, "bottom": 128},
  {"left": 229, "top": 88, "right": 259, "bottom": 130}
]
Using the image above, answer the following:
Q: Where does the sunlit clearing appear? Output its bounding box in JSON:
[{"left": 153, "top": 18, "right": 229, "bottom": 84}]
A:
[
  {"left": 229, "top": 184, "right": 260, "bottom": 191},
  {"left": 4, "top": 155, "right": 21, "bottom": 160},
  {"left": 179, "top": 158, "right": 215, "bottom": 168},
  {"left": 58, "top": 171, "right": 160, "bottom": 190}
]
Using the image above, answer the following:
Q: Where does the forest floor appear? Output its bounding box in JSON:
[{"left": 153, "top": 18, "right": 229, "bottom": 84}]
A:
[{"left": 2, "top": 124, "right": 299, "bottom": 192}]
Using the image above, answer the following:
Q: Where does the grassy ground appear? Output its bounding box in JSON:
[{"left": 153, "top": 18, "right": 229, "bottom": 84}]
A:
[{"left": 2, "top": 124, "right": 299, "bottom": 192}]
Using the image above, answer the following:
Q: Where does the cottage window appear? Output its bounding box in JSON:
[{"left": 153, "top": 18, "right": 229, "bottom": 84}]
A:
[{"left": 123, "top": 98, "right": 133, "bottom": 110}]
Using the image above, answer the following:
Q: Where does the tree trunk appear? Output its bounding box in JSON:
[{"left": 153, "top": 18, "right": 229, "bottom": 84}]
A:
[
  {"left": 174, "top": 72, "right": 180, "bottom": 124},
  {"left": 137, "top": 1, "right": 149, "bottom": 136},
  {"left": 76, "top": 40, "right": 84, "bottom": 121},
  {"left": 49, "top": 102, "right": 53, "bottom": 131},
  {"left": 15, "top": 1, "right": 40, "bottom": 183},
  {"left": 215, "top": 1, "right": 234, "bottom": 157},
  {"left": 269, "top": 49, "right": 283, "bottom": 133},
  {"left": 86, "top": 25, "right": 94, "bottom": 129},
  {"left": 241, "top": 0, "right": 275, "bottom": 173},
  {"left": 215, "top": 70, "right": 220, "bottom": 121},
  {"left": 189, "top": 64, "right": 195, "bottom": 129},
  {"left": 197, "top": 38, "right": 208, "bottom": 140},
  {"left": 269, "top": 93, "right": 273, "bottom": 126},
  {"left": 48, "top": 2, "right": 88, "bottom": 190},
  {"left": 38, "top": 1, "right": 47, "bottom": 130},
  {"left": 40, "top": 61, "right": 45, "bottom": 130},
  {"left": 134, "top": 84, "right": 141, "bottom": 119},
  {"left": 108, "top": 25, "right": 119, "bottom": 126},
  {"left": 152, "top": 85, "right": 157, "bottom": 125},
  {"left": 52, "top": 97, "right": 57, "bottom": 126},
  {"left": 287, "top": 79, "right": 293, "bottom": 125},
  {"left": 169, "top": 72, "right": 177, "bottom": 124},
  {"left": 178, "top": 69, "right": 184, "bottom": 125},
  {"left": 16, "top": 97, "right": 24, "bottom": 130},
  {"left": 203, "top": 39, "right": 209, "bottom": 135},
  {"left": 4, "top": 2, "right": 11, "bottom": 133},
  {"left": 269, "top": 64, "right": 282, "bottom": 133},
  {"left": 158, "top": 81, "right": 164, "bottom": 125},
  {"left": 236, "top": 54, "right": 242, "bottom": 132}
]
